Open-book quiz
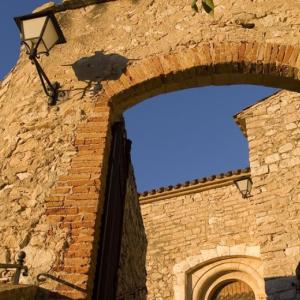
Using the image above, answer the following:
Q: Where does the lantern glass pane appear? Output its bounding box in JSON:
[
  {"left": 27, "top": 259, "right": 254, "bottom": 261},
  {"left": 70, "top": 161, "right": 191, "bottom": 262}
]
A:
[
  {"left": 247, "top": 179, "right": 253, "bottom": 193},
  {"left": 27, "top": 38, "right": 47, "bottom": 53},
  {"left": 41, "top": 18, "right": 59, "bottom": 51},
  {"left": 237, "top": 179, "right": 248, "bottom": 193},
  {"left": 22, "top": 16, "right": 47, "bottom": 41},
  {"left": 37, "top": 40, "right": 47, "bottom": 54}
]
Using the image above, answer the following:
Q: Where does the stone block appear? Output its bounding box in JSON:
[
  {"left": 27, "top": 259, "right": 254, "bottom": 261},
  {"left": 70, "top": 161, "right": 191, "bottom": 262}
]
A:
[
  {"left": 201, "top": 248, "right": 218, "bottom": 261},
  {"left": 245, "top": 246, "right": 260, "bottom": 257},
  {"left": 229, "top": 244, "right": 246, "bottom": 255},
  {"left": 265, "top": 154, "right": 280, "bottom": 164},
  {"left": 216, "top": 245, "right": 230, "bottom": 256},
  {"left": 284, "top": 246, "right": 300, "bottom": 257},
  {"left": 253, "top": 165, "right": 269, "bottom": 175}
]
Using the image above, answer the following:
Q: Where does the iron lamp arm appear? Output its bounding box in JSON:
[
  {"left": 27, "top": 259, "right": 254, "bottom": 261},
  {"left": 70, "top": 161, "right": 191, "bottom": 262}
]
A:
[
  {"left": 22, "top": 41, "right": 59, "bottom": 105},
  {"left": 32, "top": 57, "right": 56, "bottom": 97}
]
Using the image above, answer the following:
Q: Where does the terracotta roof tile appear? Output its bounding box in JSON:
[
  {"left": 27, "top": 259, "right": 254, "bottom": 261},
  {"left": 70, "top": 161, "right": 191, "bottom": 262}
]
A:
[{"left": 138, "top": 167, "right": 250, "bottom": 197}]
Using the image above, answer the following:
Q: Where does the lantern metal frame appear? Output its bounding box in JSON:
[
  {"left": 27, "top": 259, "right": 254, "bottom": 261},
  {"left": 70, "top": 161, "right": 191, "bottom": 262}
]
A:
[
  {"left": 234, "top": 177, "right": 253, "bottom": 198},
  {"left": 14, "top": 11, "right": 66, "bottom": 105}
]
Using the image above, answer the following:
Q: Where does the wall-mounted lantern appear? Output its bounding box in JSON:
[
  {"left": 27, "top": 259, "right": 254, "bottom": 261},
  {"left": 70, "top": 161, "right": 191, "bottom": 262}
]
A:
[
  {"left": 235, "top": 177, "right": 252, "bottom": 198},
  {"left": 14, "top": 11, "right": 66, "bottom": 105}
]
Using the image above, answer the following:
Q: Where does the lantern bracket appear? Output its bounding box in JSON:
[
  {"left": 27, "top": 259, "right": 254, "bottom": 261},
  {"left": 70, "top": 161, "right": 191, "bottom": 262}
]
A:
[{"left": 14, "top": 11, "right": 66, "bottom": 106}]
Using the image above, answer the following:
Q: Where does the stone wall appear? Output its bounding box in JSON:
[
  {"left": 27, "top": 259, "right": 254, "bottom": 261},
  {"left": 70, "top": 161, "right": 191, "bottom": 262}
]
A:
[
  {"left": 117, "top": 165, "right": 147, "bottom": 300},
  {"left": 139, "top": 90, "right": 300, "bottom": 300},
  {"left": 0, "top": 285, "right": 38, "bottom": 300},
  {"left": 0, "top": 68, "right": 98, "bottom": 284},
  {"left": 140, "top": 170, "right": 257, "bottom": 300},
  {"left": 236, "top": 90, "right": 300, "bottom": 300},
  {"left": 0, "top": 0, "right": 300, "bottom": 298},
  {"left": 0, "top": 284, "right": 82, "bottom": 299}
]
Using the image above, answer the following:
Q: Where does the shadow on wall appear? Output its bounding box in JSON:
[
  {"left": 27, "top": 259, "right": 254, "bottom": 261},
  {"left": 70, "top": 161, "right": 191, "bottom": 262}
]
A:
[
  {"left": 69, "top": 51, "right": 129, "bottom": 98},
  {"left": 116, "top": 165, "right": 148, "bottom": 300},
  {"left": 265, "top": 265, "right": 300, "bottom": 300},
  {"left": 35, "top": 287, "right": 73, "bottom": 299}
]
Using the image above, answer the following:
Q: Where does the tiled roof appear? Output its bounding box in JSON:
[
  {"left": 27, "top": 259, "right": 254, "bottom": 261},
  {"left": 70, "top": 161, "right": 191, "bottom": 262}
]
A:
[{"left": 138, "top": 167, "right": 250, "bottom": 198}]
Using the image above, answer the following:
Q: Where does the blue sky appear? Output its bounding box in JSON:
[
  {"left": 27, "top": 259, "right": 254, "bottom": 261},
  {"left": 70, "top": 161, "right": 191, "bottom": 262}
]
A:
[
  {"left": 1, "top": 1, "right": 278, "bottom": 192},
  {"left": 124, "top": 85, "right": 277, "bottom": 192}
]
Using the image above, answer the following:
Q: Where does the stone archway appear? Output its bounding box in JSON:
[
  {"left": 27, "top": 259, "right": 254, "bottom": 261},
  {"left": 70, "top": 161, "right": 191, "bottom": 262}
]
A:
[
  {"left": 1, "top": 0, "right": 300, "bottom": 298},
  {"left": 192, "top": 261, "right": 266, "bottom": 300},
  {"left": 102, "top": 42, "right": 300, "bottom": 114},
  {"left": 42, "top": 41, "right": 300, "bottom": 298},
  {"left": 172, "top": 245, "right": 266, "bottom": 300}
]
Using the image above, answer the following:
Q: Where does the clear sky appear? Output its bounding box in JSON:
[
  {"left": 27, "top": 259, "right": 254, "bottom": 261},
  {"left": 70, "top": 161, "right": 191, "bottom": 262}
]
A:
[
  {"left": 124, "top": 85, "right": 277, "bottom": 192},
  {"left": 1, "top": 2, "right": 278, "bottom": 192}
]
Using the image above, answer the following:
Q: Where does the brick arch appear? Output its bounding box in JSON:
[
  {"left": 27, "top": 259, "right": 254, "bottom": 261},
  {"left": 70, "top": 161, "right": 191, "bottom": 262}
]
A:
[
  {"left": 100, "top": 41, "right": 300, "bottom": 114},
  {"left": 45, "top": 41, "right": 300, "bottom": 299}
]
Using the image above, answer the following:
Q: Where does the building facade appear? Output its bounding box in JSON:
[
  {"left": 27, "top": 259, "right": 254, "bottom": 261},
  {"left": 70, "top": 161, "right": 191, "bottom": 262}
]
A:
[
  {"left": 140, "top": 90, "right": 300, "bottom": 300},
  {"left": 0, "top": 0, "right": 300, "bottom": 299}
]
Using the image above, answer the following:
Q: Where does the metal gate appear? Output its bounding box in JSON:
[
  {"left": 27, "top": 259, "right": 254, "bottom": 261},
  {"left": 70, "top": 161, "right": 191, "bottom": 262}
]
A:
[{"left": 92, "top": 122, "right": 131, "bottom": 300}]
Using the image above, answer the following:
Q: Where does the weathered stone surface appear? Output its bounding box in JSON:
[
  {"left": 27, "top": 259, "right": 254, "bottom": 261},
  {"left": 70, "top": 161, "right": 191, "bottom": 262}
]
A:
[
  {"left": 140, "top": 179, "right": 257, "bottom": 299},
  {"left": 0, "top": 0, "right": 300, "bottom": 299},
  {"left": 140, "top": 91, "right": 300, "bottom": 300},
  {"left": 33, "top": 1, "right": 56, "bottom": 12},
  {"left": 0, "top": 285, "right": 38, "bottom": 300},
  {"left": 117, "top": 165, "right": 147, "bottom": 300}
]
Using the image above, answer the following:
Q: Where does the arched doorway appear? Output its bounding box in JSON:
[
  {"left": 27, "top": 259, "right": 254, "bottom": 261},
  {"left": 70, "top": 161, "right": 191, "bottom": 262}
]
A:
[
  {"left": 173, "top": 254, "right": 266, "bottom": 300},
  {"left": 210, "top": 281, "right": 255, "bottom": 300},
  {"left": 44, "top": 41, "right": 300, "bottom": 298}
]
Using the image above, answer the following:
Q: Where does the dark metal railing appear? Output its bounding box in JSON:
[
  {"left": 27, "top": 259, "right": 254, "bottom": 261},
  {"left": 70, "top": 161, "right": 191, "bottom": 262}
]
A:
[
  {"left": 0, "top": 251, "right": 28, "bottom": 284},
  {"left": 37, "top": 273, "right": 87, "bottom": 293}
]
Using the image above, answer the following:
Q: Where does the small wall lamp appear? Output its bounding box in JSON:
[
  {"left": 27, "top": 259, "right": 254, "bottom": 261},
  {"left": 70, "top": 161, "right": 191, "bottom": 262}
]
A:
[
  {"left": 14, "top": 11, "right": 66, "bottom": 105},
  {"left": 234, "top": 177, "right": 252, "bottom": 198}
]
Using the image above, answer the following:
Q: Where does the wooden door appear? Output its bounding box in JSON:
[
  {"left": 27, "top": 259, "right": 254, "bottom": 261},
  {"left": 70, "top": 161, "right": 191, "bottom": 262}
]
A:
[
  {"left": 92, "top": 122, "right": 131, "bottom": 300},
  {"left": 211, "top": 281, "right": 255, "bottom": 300}
]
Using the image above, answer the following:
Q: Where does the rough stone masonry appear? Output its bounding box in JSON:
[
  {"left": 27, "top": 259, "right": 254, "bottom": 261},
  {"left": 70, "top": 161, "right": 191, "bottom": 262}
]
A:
[
  {"left": 139, "top": 90, "right": 300, "bottom": 300},
  {"left": 0, "top": 0, "right": 300, "bottom": 298}
]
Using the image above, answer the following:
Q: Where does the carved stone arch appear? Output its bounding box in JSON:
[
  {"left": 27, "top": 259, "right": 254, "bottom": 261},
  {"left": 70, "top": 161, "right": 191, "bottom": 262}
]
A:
[
  {"left": 192, "top": 258, "right": 266, "bottom": 300},
  {"left": 172, "top": 245, "right": 266, "bottom": 300}
]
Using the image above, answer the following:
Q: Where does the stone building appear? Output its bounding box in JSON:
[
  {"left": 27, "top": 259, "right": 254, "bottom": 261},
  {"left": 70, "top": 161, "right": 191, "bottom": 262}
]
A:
[
  {"left": 0, "top": 0, "right": 300, "bottom": 299},
  {"left": 139, "top": 90, "right": 300, "bottom": 300}
]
